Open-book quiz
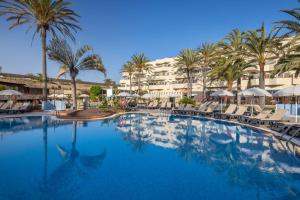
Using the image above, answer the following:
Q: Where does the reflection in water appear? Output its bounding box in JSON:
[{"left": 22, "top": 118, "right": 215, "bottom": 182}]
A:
[
  {"left": 116, "top": 113, "right": 300, "bottom": 198},
  {"left": 39, "top": 120, "right": 106, "bottom": 199},
  {"left": 1, "top": 114, "right": 300, "bottom": 199}
]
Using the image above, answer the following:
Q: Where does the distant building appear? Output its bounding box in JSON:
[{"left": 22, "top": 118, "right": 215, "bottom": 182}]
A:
[
  {"left": 0, "top": 73, "right": 106, "bottom": 100},
  {"left": 118, "top": 56, "right": 299, "bottom": 98}
]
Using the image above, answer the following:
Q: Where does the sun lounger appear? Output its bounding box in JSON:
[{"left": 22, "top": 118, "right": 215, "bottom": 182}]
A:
[
  {"left": 194, "top": 102, "right": 211, "bottom": 115},
  {"left": 151, "top": 101, "right": 159, "bottom": 109},
  {"left": 172, "top": 104, "right": 185, "bottom": 114},
  {"left": 166, "top": 102, "right": 172, "bottom": 109},
  {"left": 240, "top": 110, "right": 271, "bottom": 124},
  {"left": 216, "top": 104, "right": 237, "bottom": 119},
  {"left": 255, "top": 109, "right": 288, "bottom": 126},
  {"left": 225, "top": 105, "right": 248, "bottom": 119},
  {"left": 182, "top": 104, "right": 194, "bottom": 114},
  {"left": 198, "top": 102, "right": 219, "bottom": 117},
  {"left": 160, "top": 101, "right": 167, "bottom": 109},
  {"left": 147, "top": 102, "right": 154, "bottom": 109},
  {"left": 0, "top": 101, "right": 13, "bottom": 113}
]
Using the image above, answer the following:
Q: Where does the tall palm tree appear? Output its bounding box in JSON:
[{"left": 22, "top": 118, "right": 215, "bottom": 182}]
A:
[
  {"left": 275, "top": 0, "right": 300, "bottom": 35},
  {"left": 121, "top": 61, "right": 135, "bottom": 94},
  {"left": 197, "top": 43, "right": 217, "bottom": 98},
  {"left": 244, "top": 23, "right": 281, "bottom": 89},
  {"left": 175, "top": 48, "right": 199, "bottom": 97},
  {"left": 131, "top": 53, "right": 151, "bottom": 94},
  {"left": 47, "top": 38, "right": 106, "bottom": 110},
  {"left": 0, "top": 0, "right": 80, "bottom": 106},
  {"left": 209, "top": 57, "right": 242, "bottom": 91}
]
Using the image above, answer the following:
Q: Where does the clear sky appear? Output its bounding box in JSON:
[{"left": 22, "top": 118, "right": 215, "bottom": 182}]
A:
[{"left": 0, "top": 0, "right": 298, "bottom": 83}]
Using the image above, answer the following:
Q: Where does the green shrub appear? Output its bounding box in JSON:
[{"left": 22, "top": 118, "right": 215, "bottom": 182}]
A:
[
  {"left": 179, "top": 97, "right": 196, "bottom": 106},
  {"left": 0, "top": 85, "right": 6, "bottom": 91}
]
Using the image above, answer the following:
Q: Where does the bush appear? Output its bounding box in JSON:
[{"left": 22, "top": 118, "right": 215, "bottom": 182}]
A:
[
  {"left": 0, "top": 85, "right": 6, "bottom": 91},
  {"left": 90, "top": 85, "right": 104, "bottom": 101},
  {"left": 179, "top": 97, "right": 196, "bottom": 106}
]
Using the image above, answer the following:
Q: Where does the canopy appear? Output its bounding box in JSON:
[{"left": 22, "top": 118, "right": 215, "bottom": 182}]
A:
[
  {"left": 130, "top": 94, "right": 140, "bottom": 98},
  {"left": 239, "top": 87, "right": 272, "bottom": 97},
  {"left": 142, "top": 93, "right": 155, "bottom": 99},
  {"left": 117, "top": 92, "right": 131, "bottom": 97},
  {"left": 210, "top": 90, "right": 234, "bottom": 97},
  {"left": 273, "top": 86, "right": 300, "bottom": 97},
  {"left": 168, "top": 93, "right": 181, "bottom": 98},
  {"left": 0, "top": 89, "right": 22, "bottom": 96},
  {"left": 79, "top": 94, "right": 89, "bottom": 98}
]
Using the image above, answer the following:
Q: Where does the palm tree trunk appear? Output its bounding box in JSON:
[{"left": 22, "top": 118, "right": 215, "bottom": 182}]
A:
[
  {"left": 71, "top": 76, "right": 77, "bottom": 110},
  {"left": 227, "top": 81, "right": 234, "bottom": 91},
  {"left": 202, "top": 67, "right": 207, "bottom": 99},
  {"left": 41, "top": 27, "right": 48, "bottom": 106},
  {"left": 259, "top": 62, "right": 265, "bottom": 89},
  {"left": 137, "top": 73, "right": 141, "bottom": 94},
  {"left": 237, "top": 77, "right": 242, "bottom": 105},
  {"left": 129, "top": 74, "right": 132, "bottom": 94},
  {"left": 187, "top": 70, "right": 192, "bottom": 97},
  {"left": 259, "top": 62, "right": 265, "bottom": 106}
]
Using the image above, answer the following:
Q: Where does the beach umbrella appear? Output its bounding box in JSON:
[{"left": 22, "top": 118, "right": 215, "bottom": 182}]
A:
[
  {"left": 117, "top": 92, "right": 130, "bottom": 97},
  {"left": 0, "top": 89, "right": 22, "bottom": 96},
  {"left": 210, "top": 90, "right": 234, "bottom": 113},
  {"left": 130, "top": 94, "right": 140, "bottom": 98},
  {"left": 273, "top": 86, "right": 300, "bottom": 122},
  {"left": 239, "top": 87, "right": 272, "bottom": 115},
  {"left": 0, "top": 89, "right": 23, "bottom": 109},
  {"left": 142, "top": 93, "right": 155, "bottom": 99},
  {"left": 79, "top": 94, "right": 89, "bottom": 98}
]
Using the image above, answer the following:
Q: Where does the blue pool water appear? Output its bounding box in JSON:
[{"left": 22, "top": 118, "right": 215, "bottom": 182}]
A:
[{"left": 0, "top": 113, "right": 300, "bottom": 200}]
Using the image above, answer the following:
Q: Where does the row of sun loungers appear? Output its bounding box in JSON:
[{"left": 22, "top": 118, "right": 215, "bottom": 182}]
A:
[{"left": 0, "top": 102, "right": 31, "bottom": 114}]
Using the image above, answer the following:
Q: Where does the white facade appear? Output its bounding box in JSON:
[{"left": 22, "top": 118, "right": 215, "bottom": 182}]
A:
[{"left": 118, "top": 56, "right": 300, "bottom": 97}]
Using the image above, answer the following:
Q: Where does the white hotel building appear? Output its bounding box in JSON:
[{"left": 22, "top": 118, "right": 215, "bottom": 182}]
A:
[{"left": 118, "top": 56, "right": 300, "bottom": 98}]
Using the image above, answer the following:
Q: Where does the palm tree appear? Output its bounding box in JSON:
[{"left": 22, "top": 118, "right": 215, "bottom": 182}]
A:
[
  {"left": 131, "top": 53, "right": 151, "bottom": 94},
  {"left": 175, "top": 48, "right": 199, "bottom": 97},
  {"left": 47, "top": 38, "right": 106, "bottom": 110},
  {"left": 0, "top": 0, "right": 80, "bottom": 105},
  {"left": 121, "top": 61, "right": 135, "bottom": 94},
  {"left": 197, "top": 43, "right": 217, "bottom": 98},
  {"left": 275, "top": 0, "right": 300, "bottom": 35},
  {"left": 209, "top": 57, "right": 244, "bottom": 91},
  {"left": 243, "top": 23, "right": 281, "bottom": 89},
  {"left": 272, "top": 44, "right": 300, "bottom": 77},
  {"left": 219, "top": 29, "right": 250, "bottom": 91}
]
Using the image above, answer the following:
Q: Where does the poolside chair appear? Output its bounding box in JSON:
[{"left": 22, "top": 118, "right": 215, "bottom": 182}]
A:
[
  {"left": 19, "top": 102, "right": 31, "bottom": 113},
  {"left": 194, "top": 102, "right": 211, "bottom": 115},
  {"left": 240, "top": 110, "right": 271, "bottom": 124},
  {"left": 172, "top": 104, "right": 185, "bottom": 114},
  {"left": 151, "top": 101, "right": 159, "bottom": 109},
  {"left": 160, "top": 101, "right": 167, "bottom": 109},
  {"left": 0, "top": 101, "right": 13, "bottom": 113},
  {"left": 182, "top": 104, "right": 194, "bottom": 114},
  {"left": 147, "top": 102, "right": 154, "bottom": 109},
  {"left": 198, "top": 102, "right": 219, "bottom": 117},
  {"left": 254, "top": 109, "right": 288, "bottom": 126},
  {"left": 216, "top": 104, "right": 237, "bottom": 119},
  {"left": 166, "top": 102, "right": 172, "bottom": 109},
  {"left": 9, "top": 102, "right": 23, "bottom": 114},
  {"left": 225, "top": 105, "right": 248, "bottom": 120}
]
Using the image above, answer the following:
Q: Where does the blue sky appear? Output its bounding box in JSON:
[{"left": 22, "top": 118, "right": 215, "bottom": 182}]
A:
[{"left": 0, "top": 0, "right": 298, "bottom": 83}]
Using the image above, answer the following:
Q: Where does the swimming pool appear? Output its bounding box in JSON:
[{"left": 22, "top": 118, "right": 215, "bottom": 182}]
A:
[{"left": 0, "top": 113, "right": 299, "bottom": 200}]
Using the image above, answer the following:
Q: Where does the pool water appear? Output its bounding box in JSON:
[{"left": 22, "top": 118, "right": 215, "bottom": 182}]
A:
[{"left": 0, "top": 113, "right": 300, "bottom": 200}]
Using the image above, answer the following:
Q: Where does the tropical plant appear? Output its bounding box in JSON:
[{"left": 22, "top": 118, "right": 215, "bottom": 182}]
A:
[
  {"left": 243, "top": 23, "right": 282, "bottom": 89},
  {"left": 0, "top": 0, "right": 80, "bottom": 104},
  {"left": 90, "top": 85, "right": 104, "bottom": 101},
  {"left": 175, "top": 48, "right": 200, "bottom": 97},
  {"left": 209, "top": 57, "right": 240, "bottom": 91},
  {"left": 197, "top": 43, "right": 218, "bottom": 98},
  {"left": 130, "top": 53, "right": 151, "bottom": 94},
  {"left": 47, "top": 38, "right": 106, "bottom": 109},
  {"left": 121, "top": 61, "right": 135, "bottom": 94},
  {"left": 275, "top": 0, "right": 300, "bottom": 35},
  {"left": 179, "top": 97, "right": 196, "bottom": 106}
]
